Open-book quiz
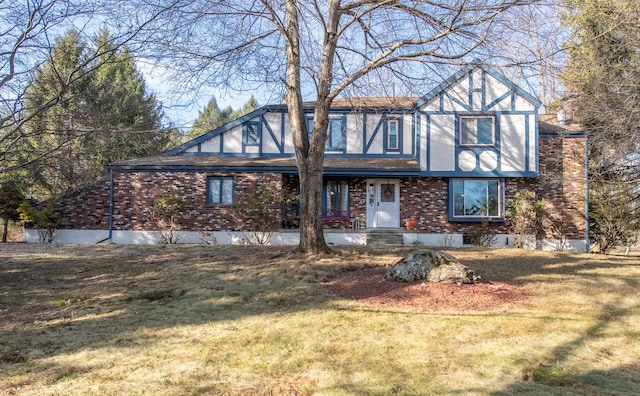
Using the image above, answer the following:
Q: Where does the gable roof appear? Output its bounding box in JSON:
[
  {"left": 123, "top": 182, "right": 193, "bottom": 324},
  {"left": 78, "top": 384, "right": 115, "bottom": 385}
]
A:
[
  {"left": 304, "top": 97, "right": 418, "bottom": 109},
  {"left": 165, "top": 96, "right": 418, "bottom": 156},
  {"left": 414, "top": 62, "right": 541, "bottom": 109},
  {"left": 164, "top": 107, "right": 270, "bottom": 156},
  {"left": 164, "top": 63, "right": 540, "bottom": 158}
]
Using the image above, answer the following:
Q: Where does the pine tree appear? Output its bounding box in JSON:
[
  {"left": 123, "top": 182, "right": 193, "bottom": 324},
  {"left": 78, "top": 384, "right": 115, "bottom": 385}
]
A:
[
  {"left": 186, "top": 95, "right": 260, "bottom": 141},
  {"left": 187, "top": 96, "right": 231, "bottom": 140},
  {"left": 23, "top": 28, "right": 174, "bottom": 195},
  {"left": 23, "top": 29, "right": 90, "bottom": 193},
  {"left": 0, "top": 181, "right": 24, "bottom": 242},
  {"left": 83, "top": 27, "right": 167, "bottom": 180}
]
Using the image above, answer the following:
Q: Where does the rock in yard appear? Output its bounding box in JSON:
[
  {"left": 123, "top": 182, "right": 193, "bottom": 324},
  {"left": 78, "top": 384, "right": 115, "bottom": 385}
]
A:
[{"left": 385, "top": 250, "right": 479, "bottom": 284}]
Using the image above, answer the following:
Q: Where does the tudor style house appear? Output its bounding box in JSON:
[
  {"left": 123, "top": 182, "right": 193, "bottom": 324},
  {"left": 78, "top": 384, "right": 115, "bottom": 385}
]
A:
[{"left": 33, "top": 64, "right": 588, "bottom": 251}]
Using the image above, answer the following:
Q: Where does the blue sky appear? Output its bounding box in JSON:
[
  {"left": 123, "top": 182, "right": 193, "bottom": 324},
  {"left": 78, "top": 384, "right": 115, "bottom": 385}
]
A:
[{"left": 138, "top": 61, "right": 255, "bottom": 133}]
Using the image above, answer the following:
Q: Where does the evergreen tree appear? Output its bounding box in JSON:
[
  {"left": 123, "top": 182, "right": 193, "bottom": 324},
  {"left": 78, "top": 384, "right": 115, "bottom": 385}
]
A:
[
  {"left": 187, "top": 96, "right": 231, "bottom": 140},
  {"left": 82, "top": 27, "right": 168, "bottom": 180},
  {"left": 0, "top": 180, "right": 24, "bottom": 242},
  {"left": 23, "top": 29, "right": 90, "bottom": 193},
  {"left": 23, "top": 28, "right": 174, "bottom": 195},
  {"left": 231, "top": 95, "right": 259, "bottom": 120},
  {"left": 187, "top": 95, "right": 259, "bottom": 141},
  {"left": 562, "top": 0, "right": 640, "bottom": 252}
]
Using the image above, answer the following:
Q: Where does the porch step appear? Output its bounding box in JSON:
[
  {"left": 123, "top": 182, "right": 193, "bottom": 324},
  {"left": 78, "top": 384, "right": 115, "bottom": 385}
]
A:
[{"left": 366, "top": 230, "right": 405, "bottom": 246}]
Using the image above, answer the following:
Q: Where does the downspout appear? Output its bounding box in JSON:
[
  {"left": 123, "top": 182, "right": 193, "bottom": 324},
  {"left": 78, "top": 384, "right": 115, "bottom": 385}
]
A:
[
  {"left": 108, "top": 167, "right": 114, "bottom": 241},
  {"left": 584, "top": 133, "right": 590, "bottom": 253}
]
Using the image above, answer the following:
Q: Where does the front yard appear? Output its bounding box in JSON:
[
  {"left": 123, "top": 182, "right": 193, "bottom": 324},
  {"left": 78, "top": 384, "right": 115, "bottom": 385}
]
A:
[{"left": 1, "top": 244, "right": 638, "bottom": 395}]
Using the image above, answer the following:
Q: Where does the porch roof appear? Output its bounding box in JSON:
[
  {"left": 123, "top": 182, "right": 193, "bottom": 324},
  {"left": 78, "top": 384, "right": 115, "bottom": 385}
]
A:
[{"left": 108, "top": 155, "right": 421, "bottom": 177}]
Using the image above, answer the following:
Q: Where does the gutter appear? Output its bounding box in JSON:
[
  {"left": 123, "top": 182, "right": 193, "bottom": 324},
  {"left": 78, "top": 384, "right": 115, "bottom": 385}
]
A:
[
  {"left": 584, "top": 133, "right": 590, "bottom": 253},
  {"left": 108, "top": 167, "right": 114, "bottom": 241}
]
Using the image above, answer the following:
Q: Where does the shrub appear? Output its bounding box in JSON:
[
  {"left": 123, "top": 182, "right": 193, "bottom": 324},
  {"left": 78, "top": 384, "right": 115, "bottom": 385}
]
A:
[
  {"left": 151, "top": 190, "right": 187, "bottom": 244},
  {"left": 17, "top": 198, "right": 63, "bottom": 243},
  {"left": 228, "top": 180, "right": 299, "bottom": 245},
  {"left": 507, "top": 190, "right": 545, "bottom": 249}
]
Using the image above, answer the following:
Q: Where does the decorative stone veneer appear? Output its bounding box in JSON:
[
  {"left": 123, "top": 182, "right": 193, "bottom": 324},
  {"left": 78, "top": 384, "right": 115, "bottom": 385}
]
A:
[{"left": 56, "top": 135, "right": 585, "bottom": 240}]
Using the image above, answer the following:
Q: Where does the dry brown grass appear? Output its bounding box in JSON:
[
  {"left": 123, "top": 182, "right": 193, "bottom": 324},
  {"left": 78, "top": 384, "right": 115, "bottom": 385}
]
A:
[{"left": 1, "top": 244, "right": 639, "bottom": 395}]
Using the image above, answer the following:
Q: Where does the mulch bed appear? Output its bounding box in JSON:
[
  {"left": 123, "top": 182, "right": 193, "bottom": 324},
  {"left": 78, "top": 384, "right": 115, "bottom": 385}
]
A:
[{"left": 321, "top": 267, "right": 531, "bottom": 311}]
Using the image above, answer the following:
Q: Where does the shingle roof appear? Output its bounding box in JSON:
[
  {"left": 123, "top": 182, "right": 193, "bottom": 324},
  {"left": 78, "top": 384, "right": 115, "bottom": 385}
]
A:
[
  {"left": 303, "top": 97, "right": 418, "bottom": 109},
  {"left": 109, "top": 155, "right": 421, "bottom": 176}
]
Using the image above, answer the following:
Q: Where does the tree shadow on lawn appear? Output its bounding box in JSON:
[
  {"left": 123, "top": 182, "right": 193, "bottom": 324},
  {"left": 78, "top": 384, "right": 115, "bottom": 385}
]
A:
[
  {"left": 0, "top": 245, "right": 399, "bottom": 365},
  {"left": 1, "top": 244, "right": 639, "bottom": 393},
  {"left": 490, "top": 303, "right": 640, "bottom": 395},
  {"left": 463, "top": 250, "right": 640, "bottom": 396}
]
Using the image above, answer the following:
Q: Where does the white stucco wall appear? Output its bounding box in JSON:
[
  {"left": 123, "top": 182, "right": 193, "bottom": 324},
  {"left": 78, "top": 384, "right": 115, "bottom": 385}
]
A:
[
  {"left": 429, "top": 114, "right": 456, "bottom": 171},
  {"left": 500, "top": 114, "right": 527, "bottom": 172},
  {"left": 222, "top": 125, "right": 243, "bottom": 153},
  {"left": 365, "top": 114, "right": 383, "bottom": 154}
]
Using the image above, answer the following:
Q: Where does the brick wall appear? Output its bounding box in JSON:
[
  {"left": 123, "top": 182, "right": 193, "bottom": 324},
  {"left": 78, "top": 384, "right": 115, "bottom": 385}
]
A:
[
  {"left": 59, "top": 171, "right": 287, "bottom": 232},
  {"left": 396, "top": 135, "right": 586, "bottom": 239},
  {"left": 57, "top": 176, "right": 111, "bottom": 230},
  {"left": 57, "top": 135, "right": 586, "bottom": 239},
  {"left": 534, "top": 135, "right": 587, "bottom": 239}
]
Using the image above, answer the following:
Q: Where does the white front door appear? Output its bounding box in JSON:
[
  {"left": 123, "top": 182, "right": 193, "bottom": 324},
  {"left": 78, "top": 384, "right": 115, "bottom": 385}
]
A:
[{"left": 366, "top": 179, "right": 400, "bottom": 228}]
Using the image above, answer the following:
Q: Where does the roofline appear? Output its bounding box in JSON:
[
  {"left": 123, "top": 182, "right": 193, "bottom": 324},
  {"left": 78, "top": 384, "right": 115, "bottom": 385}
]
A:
[
  {"left": 414, "top": 62, "right": 541, "bottom": 109},
  {"left": 163, "top": 107, "right": 270, "bottom": 156},
  {"left": 106, "top": 164, "right": 420, "bottom": 177},
  {"left": 163, "top": 101, "right": 415, "bottom": 156},
  {"left": 539, "top": 131, "right": 587, "bottom": 138}
]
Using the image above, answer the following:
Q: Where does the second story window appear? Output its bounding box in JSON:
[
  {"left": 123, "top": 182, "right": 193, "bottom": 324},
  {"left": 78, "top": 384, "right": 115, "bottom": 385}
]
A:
[
  {"left": 245, "top": 122, "right": 260, "bottom": 146},
  {"left": 460, "top": 115, "right": 495, "bottom": 146},
  {"left": 326, "top": 117, "right": 345, "bottom": 152},
  {"left": 306, "top": 116, "right": 314, "bottom": 137},
  {"left": 387, "top": 118, "right": 399, "bottom": 150}
]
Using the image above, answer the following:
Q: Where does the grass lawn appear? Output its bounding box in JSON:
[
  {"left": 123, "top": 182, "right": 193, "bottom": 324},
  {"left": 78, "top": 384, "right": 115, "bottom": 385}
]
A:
[{"left": 0, "top": 244, "right": 639, "bottom": 395}]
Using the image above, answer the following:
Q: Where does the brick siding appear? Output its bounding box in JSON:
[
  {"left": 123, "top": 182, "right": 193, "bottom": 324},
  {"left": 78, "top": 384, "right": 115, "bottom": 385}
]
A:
[{"left": 57, "top": 135, "right": 586, "bottom": 239}]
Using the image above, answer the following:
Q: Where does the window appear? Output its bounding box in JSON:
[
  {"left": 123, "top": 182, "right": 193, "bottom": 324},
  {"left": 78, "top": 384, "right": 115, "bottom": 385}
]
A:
[
  {"left": 207, "top": 177, "right": 234, "bottom": 205},
  {"left": 387, "top": 119, "right": 399, "bottom": 150},
  {"left": 306, "top": 116, "right": 314, "bottom": 138},
  {"left": 451, "top": 179, "right": 502, "bottom": 220},
  {"left": 326, "top": 117, "right": 345, "bottom": 151},
  {"left": 460, "top": 116, "right": 495, "bottom": 146},
  {"left": 245, "top": 122, "right": 260, "bottom": 146},
  {"left": 380, "top": 183, "right": 396, "bottom": 203},
  {"left": 325, "top": 180, "right": 349, "bottom": 217}
]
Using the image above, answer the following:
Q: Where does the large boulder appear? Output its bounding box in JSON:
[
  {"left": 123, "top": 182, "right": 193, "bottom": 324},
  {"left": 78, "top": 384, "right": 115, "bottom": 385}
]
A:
[{"left": 385, "top": 250, "right": 479, "bottom": 284}]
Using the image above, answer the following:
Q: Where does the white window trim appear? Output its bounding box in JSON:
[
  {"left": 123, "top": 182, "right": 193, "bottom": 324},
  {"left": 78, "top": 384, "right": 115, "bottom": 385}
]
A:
[
  {"left": 459, "top": 115, "right": 496, "bottom": 147},
  {"left": 387, "top": 118, "right": 399, "bottom": 150}
]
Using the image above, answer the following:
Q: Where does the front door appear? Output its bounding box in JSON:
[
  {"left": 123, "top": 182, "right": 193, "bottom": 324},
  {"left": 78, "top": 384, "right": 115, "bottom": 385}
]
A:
[{"left": 366, "top": 179, "right": 400, "bottom": 228}]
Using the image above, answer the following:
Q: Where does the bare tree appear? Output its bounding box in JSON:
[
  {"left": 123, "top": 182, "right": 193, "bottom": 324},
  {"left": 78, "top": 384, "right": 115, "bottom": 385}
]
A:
[
  {"left": 136, "top": 0, "right": 539, "bottom": 253},
  {"left": 485, "top": 1, "right": 568, "bottom": 113}
]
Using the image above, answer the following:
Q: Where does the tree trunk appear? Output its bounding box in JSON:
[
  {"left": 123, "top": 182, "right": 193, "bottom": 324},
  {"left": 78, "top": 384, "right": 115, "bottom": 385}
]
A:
[
  {"left": 2, "top": 218, "right": 8, "bottom": 243},
  {"left": 283, "top": 0, "right": 331, "bottom": 254},
  {"left": 297, "top": 155, "right": 330, "bottom": 254}
]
